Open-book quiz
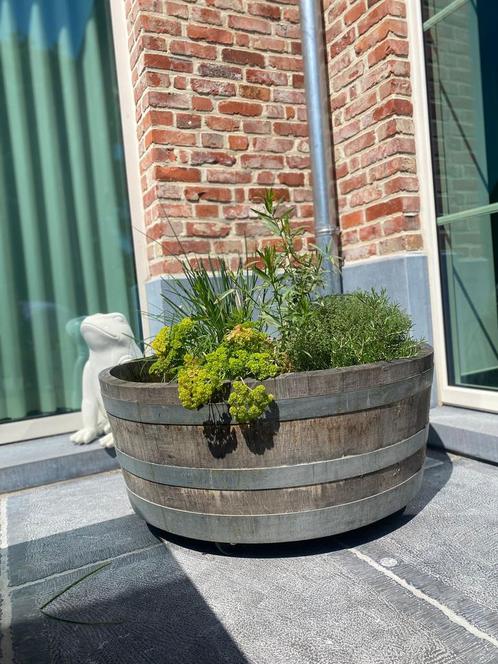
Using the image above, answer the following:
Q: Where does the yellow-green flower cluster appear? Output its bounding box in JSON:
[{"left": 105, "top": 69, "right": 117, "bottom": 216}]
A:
[
  {"left": 228, "top": 382, "right": 273, "bottom": 423},
  {"left": 177, "top": 355, "right": 223, "bottom": 410},
  {"left": 175, "top": 322, "right": 281, "bottom": 422},
  {"left": 149, "top": 317, "right": 196, "bottom": 379}
]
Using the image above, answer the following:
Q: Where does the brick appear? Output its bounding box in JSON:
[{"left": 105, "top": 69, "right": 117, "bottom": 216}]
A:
[
  {"left": 139, "top": 15, "right": 181, "bottom": 35},
  {"left": 243, "top": 119, "right": 271, "bottom": 134},
  {"left": 206, "top": 170, "right": 252, "bottom": 184},
  {"left": 201, "top": 133, "right": 224, "bottom": 148},
  {"left": 223, "top": 49, "right": 265, "bottom": 67},
  {"left": 339, "top": 172, "right": 367, "bottom": 195},
  {"left": 278, "top": 172, "right": 305, "bottom": 186},
  {"left": 253, "top": 137, "right": 294, "bottom": 152},
  {"left": 246, "top": 69, "right": 288, "bottom": 86},
  {"left": 144, "top": 129, "right": 196, "bottom": 148},
  {"left": 228, "top": 15, "right": 271, "bottom": 34},
  {"left": 187, "top": 222, "right": 231, "bottom": 237},
  {"left": 252, "top": 36, "right": 287, "bottom": 53},
  {"left": 146, "top": 91, "right": 190, "bottom": 109},
  {"left": 239, "top": 84, "right": 271, "bottom": 101},
  {"left": 383, "top": 175, "right": 419, "bottom": 195},
  {"left": 162, "top": 239, "right": 211, "bottom": 254},
  {"left": 268, "top": 55, "right": 302, "bottom": 72},
  {"left": 218, "top": 100, "right": 263, "bottom": 116},
  {"left": 170, "top": 40, "right": 217, "bottom": 60},
  {"left": 191, "top": 6, "right": 223, "bottom": 25},
  {"left": 273, "top": 89, "right": 305, "bottom": 105},
  {"left": 194, "top": 204, "right": 220, "bottom": 218},
  {"left": 344, "top": 0, "right": 366, "bottom": 25},
  {"left": 143, "top": 53, "right": 193, "bottom": 73},
  {"left": 372, "top": 98, "right": 413, "bottom": 122},
  {"left": 329, "top": 27, "right": 355, "bottom": 58},
  {"left": 187, "top": 25, "right": 234, "bottom": 45},
  {"left": 241, "top": 154, "right": 284, "bottom": 169},
  {"left": 191, "top": 79, "right": 236, "bottom": 96},
  {"left": 198, "top": 63, "right": 242, "bottom": 80},
  {"left": 229, "top": 135, "right": 249, "bottom": 150},
  {"left": 190, "top": 151, "right": 236, "bottom": 166},
  {"left": 176, "top": 113, "right": 202, "bottom": 129},
  {"left": 185, "top": 187, "right": 232, "bottom": 202},
  {"left": 358, "top": 0, "right": 406, "bottom": 35},
  {"left": 368, "top": 38, "right": 409, "bottom": 66},
  {"left": 355, "top": 18, "right": 407, "bottom": 55},
  {"left": 274, "top": 121, "right": 308, "bottom": 137},
  {"left": 342, "top": 210, "right": 365, "bottom": 229},
  {"left": 192, "top": 96, "right": 214, "bottom": 111},
  {"left": 366, "top": 195, "right": 419, "bottom": 221},
  {"left": 165, "top": 2, "right": 189, "bottom": 18},
  {"left": 344, "top": 131, "right": 376, "bottom": 156},
  {"left": 155, "top": 167, "right": 201, "bottom": 182},
  {"left": 249, "top": 187, "right": 290, "bottom": 202},
  {"left": 359, "top": 223, "right": 381, "bottom": 242},
  {"left": 206, "top": 116, "right": 240, "bottom": 131},
  {"left": 248, "top": 2, "right": 281, "bottom": 20}
]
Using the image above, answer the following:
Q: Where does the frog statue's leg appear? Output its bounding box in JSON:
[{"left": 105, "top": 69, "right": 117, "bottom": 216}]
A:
[
  {"left": 99, "top": 353, "right": 138, "bottom": 449},
  {"left": 70, "top": 362, "right": 106, "bottom": 444}
]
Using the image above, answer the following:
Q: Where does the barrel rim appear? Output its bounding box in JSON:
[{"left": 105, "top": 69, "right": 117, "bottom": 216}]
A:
[{"left": 99, "top": 343, "right": 433, "bottom": 398}]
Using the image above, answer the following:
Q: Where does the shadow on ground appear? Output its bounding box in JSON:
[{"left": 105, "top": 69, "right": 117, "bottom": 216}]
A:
[{"left": 8, "top": 543, "right": 249, "bottom": 664}]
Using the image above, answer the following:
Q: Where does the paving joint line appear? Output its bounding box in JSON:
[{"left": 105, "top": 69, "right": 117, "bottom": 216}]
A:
[
  {"left": 0, "top": 495, "right": 14, "bottom": 664},
  {"left": 348, "top": 546, "right": 498, "bottom": 650}
]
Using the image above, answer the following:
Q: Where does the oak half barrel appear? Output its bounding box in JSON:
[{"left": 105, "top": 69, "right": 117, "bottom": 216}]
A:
[{"left": 100, "top": 345, "right": 433, "bottom": 544}]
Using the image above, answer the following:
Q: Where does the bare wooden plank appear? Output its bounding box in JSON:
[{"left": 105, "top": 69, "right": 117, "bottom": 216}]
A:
[
  {"left": 108, "top": 389, "right": 431, "bottom": 469},
  {"left": 115, "top": 426, "right": 428, "bottom": 490},
  {"left": 121, "top": 448, "right": 424, "bottom": 515},
  {"left": 126, "top": 470, "right": 424, "bottom": 543},
  {"left": 99, "top": 346, "right": 433, "bottom": 404}
]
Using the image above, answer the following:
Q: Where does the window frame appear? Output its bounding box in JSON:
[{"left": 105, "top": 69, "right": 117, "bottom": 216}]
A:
[
  {"left": 0, "top": 0, "right": 148, "bottom": 444},
  {"left": 408, "top": 0, "right": 498, "bottom": 413}
]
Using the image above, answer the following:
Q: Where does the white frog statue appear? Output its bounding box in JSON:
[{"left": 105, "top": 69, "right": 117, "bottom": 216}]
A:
[{"left": 70, "top": 313, "right": 142, "bottom": 448}]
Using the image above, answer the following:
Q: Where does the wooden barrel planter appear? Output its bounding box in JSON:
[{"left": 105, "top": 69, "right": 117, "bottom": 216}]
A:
[{"left": 100, "top": 345, "right": 433, "bottom": 544}]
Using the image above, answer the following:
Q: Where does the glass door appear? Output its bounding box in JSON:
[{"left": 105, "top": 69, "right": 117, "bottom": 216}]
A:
[
  {"left": 0, "top": 0, "right": 140, "bottom": 442},
  {"left": 423, "top": 0, "right": 498, "bottom": 406}
]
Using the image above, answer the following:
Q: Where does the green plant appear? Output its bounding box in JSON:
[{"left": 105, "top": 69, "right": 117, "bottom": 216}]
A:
[
  {"left": 251, "top": 190, "right": 328, "bottom": 343},
  {"left": 175, "top": 323, "right": 283, "bottom": 421},
  {"left": 286, "top": 289, "right": 422, "bottom": 371},
  {"left": 157, "top": 253, "right": 261, "bottom": 354},
  {"left": 149, "top": 317, "right": 198, "bottom": 379},
  {"left": 146, "top": 191, "right": 422, "bottom": 424}
]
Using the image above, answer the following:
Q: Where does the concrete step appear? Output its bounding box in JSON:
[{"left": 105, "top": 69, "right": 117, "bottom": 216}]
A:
[
  {"left": 429, "top": 406, "right": 498, "bottom": 465},
  {"left": 0, "top": 433, "right": 119, "bottom": 494}
]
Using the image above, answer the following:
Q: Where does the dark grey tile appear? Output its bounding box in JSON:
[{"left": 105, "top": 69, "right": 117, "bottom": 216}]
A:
[
  {"left": 10, "top": 545, "right": 248, "bottom": 664},
  {"left": 8, "top": 514, "right": 160, "bottom": 587}
]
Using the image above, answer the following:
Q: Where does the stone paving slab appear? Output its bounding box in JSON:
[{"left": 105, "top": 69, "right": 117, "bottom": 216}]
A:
[{"left": 0, "top": 451, "right": 497, "bottom": 664}]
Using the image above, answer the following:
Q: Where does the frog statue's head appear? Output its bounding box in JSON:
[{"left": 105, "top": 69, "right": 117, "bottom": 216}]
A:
[{"left": 80, "top": 313, "right": 135, "bottom": 352}]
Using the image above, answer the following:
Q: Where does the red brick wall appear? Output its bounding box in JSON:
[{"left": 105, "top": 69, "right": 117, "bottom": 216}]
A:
[
  {"left": 324, "top": 0, "right": 423, "bottom": 261},
  {"left": 125, "top": 0, "right": 424, "bottom": 278},
  {"left": 126, "top": 0, "right": 313, "bottom": 277}
]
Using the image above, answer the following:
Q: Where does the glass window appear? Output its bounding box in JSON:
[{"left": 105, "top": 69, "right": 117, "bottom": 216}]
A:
[
  {"left": 0, "top": 0, "right": 140, "bottom": 423},
  {"left": 423, "top": 0, "right": 498, "bottom": 392}
]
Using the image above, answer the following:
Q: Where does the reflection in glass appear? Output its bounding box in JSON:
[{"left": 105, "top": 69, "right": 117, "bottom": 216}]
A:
[
  {"left": 424, "top": 0, "right": 498, "bottom": 393},
  {"left": 439, "top": 214, "right": 498, "bottom": 390},
  {"left": 0, "top": 0, "right": 140, "bottom": 423}
]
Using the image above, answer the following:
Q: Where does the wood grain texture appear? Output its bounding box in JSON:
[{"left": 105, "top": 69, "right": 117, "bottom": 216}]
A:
[
  {"left": 122, "top": 448, "right": 424, "bottom": 515},
  {"left": 100, "top": 348, "right": 434, "bottom": 542},
  {"left": 107, "top": 389, "right": 431, "bottom": 469}
]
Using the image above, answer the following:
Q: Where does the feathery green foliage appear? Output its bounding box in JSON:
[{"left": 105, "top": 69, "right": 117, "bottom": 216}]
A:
[
  {"left": 146, "top": 190, "right": 422, "bottom": 424},
  {"left": 286, "top": 289, "right": 422, "bottom": 371}
]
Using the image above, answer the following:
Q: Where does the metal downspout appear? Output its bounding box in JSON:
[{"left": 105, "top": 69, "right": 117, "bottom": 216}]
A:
[{"left": 299, "top": 0, "right": 341, "bottom": 294}]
